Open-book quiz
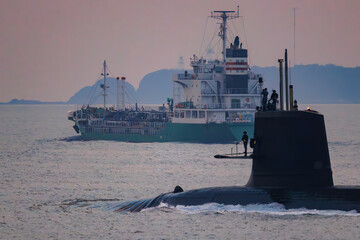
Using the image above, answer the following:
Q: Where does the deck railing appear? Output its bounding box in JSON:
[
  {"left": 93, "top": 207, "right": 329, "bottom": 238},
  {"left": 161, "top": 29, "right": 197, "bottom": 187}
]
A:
[
  {"left": 176, "top": 73, "right": 193, "bottom": 80},
  {"left": 83, "top": 126, "right": 160, "bottom": 135},
  {"left": 174, "top": 103, "right": 257, "bottom": 110},
  {"left": 89, "top": 120, "right": 167, "bottom": 129},
  {"left": 201, "top": 88, "right": 262, "bottom": 95}
]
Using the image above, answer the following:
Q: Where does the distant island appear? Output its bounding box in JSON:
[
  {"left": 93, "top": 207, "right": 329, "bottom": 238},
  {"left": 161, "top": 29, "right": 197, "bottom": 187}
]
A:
[
  {"left": 2, "top": 64, "right": 359, "bottom": 105},
  {"left": 0, "top": 99, "right": 65, "bottom": 105}
]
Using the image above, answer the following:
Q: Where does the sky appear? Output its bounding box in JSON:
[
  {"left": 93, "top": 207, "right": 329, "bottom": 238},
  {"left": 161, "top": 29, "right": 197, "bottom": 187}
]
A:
[{"left": 0, "top": 0, "right": 359, "bottom": 102}]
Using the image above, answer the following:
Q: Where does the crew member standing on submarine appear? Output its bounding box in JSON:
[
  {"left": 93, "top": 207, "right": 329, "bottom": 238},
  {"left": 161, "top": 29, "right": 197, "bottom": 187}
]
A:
[
  {"left": 261, "top": 88, "right": 268, "bottom": 111},
  {"left": 270, "top": 90, "right": 278, "bottom": 110},
  {"left": 242, "top": 131, "right": 249, "bottom": 157}
]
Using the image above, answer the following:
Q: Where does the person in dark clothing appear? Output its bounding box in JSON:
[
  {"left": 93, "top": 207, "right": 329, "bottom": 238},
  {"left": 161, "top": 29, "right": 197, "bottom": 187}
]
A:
[
  {"left": 242, "top": 131, "right": 249, "bottom": 157},
  {"left": 269, "top": 90, "right": 278, "bottom": 110},
  {"left": 270, "top": 90, "right": 278, "bottom": 100},
  {"left": 261, "top": 88, "right": 268, "bottom": 111},
  {"left": 250, "top": 134, "right": 258, "bottom": 153}
]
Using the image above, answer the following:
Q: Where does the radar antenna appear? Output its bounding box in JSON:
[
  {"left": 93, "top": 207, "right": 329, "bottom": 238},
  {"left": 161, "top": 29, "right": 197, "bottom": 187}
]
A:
[{"left": 210, "top": 10, "right": 239, "bottom": 62}]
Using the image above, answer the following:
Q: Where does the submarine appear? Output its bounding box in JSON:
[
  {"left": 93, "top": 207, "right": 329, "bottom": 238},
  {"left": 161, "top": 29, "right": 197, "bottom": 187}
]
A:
[{"left": 112, "top": 50, "right": 360, "bottom": 214}]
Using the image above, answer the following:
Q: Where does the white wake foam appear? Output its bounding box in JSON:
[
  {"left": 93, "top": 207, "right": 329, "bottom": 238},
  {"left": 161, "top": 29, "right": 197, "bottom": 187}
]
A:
[{"left": 154, "top": 202, "right": 359, "bottom": 216}]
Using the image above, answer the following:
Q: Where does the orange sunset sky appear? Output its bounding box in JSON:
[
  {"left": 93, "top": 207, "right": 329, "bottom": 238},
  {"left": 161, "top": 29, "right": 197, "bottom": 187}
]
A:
[{"left": 0, "top": 0, "right": 359, "bottom": 102}]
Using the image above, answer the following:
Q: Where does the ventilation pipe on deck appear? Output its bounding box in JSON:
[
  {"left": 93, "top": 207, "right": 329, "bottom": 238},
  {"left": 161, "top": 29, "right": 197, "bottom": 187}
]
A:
[
  {"left": 285, "top": 49, "right": 289, "bottom": 110},
  {"left": 289, "top": 85, "right": 294, "bottom": 110},
  {"left": 278, "top": 59, "right": 284, "bottom": 111}
]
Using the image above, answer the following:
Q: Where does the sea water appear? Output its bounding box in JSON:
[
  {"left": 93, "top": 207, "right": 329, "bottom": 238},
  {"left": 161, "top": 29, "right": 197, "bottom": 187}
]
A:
[{"left": 0, "top": 104, "right": 359, "bottom": 239}]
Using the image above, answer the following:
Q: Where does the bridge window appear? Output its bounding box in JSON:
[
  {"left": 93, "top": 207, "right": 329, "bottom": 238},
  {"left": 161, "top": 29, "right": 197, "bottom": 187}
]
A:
[
  {"left": 231, "top": 99, "right": 241, "bottom": 109},
  {"left": 180, "top": 111, "right": 184, "bottom": 118},
  {"left": 186, "top": 111, "right": 191, "bottom": 118},
  {"left": 199, "top": 111, "right": 205, "bottom": 118},
  {"left": 192, "top": 111, "right": 198, "bottom": 118},
  {"left": 214, "top": 67, "right": 223, "bottom": 73}
]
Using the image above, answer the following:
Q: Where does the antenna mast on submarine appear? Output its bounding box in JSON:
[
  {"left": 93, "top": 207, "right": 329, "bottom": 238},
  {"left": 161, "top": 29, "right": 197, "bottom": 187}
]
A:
[
  {"left": 210, "top": 10, "right": 239, "bottom": 62},
  {"left": 293, "top": 8, "right": 296, "bottom": 76}
]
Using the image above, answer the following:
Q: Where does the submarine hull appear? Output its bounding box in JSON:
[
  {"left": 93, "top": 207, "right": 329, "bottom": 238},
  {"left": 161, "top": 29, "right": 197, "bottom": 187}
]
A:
[
  {"left": 112, "top": 110, "right": 360, "bottom": 214},
  {"left": 163, "top": 187, "right": 360, "bottom": 211},
  {"left": 114, "top": 186, "right": 360, "bottom": 213}
]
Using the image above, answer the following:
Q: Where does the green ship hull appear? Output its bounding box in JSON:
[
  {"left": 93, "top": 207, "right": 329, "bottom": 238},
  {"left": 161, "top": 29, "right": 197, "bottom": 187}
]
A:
[{"left": 78, "top": 122, "right": 254, "bottom": 143}]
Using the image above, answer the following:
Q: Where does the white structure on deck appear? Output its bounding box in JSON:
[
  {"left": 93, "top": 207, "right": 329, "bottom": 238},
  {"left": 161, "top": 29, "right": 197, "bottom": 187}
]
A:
[{"left": 172, "top": 10, "right": 263, "bottom": 124}]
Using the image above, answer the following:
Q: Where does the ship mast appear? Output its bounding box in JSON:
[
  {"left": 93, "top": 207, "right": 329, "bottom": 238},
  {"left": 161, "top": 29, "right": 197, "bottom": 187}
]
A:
[
  {"left": 121, "top": 77, "right": 126, "bottom": 110},
  {"left": 210, "top": 10, "right": 239, "bottom": 62},
  {"left": 101, "top": 60, "right": 109, "bottom": 114}
]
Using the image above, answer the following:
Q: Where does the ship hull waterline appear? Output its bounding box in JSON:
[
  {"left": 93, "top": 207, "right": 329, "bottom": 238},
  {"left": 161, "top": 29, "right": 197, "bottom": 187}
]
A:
[{"left": 77, "top": 122, "right": 254, "bottom": 143}]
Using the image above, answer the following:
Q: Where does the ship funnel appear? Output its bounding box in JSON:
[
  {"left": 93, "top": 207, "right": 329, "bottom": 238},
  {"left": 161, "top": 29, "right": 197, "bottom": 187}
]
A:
[
  {"left": 247, "top": 110, "right": 334, "bottom": 188},
  {"left": 234, "top": 36, "right": 239, "bottom": 48}
]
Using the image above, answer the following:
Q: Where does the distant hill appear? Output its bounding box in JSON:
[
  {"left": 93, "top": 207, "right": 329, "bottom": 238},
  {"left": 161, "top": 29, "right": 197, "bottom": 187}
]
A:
[
  {"left": 66, "top": 77, "right": 137, "bottom": 105},
  {"left": 136, "top": 69, "right": 182, "bottom": 104},
  {"left": 252, "top": 64, "right": 360, "bottom": 104},
  {"left": 2, "top": 64, "right": 359, "bottom": 105},
  {"left": 66, "top": 70, "right": 183, "bottom": 105},
  {"left": 0, "top": 99, "right": 65, "bottom": 105}
]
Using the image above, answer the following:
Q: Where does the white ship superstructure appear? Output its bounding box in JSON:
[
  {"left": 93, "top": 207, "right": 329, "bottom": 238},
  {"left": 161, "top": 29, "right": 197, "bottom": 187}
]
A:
[{"left": 172, "top": 10, "right": 263, "bottom": 125}]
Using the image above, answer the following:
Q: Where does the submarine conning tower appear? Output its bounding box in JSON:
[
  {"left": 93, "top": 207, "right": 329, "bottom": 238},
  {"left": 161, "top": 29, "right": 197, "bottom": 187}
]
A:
[
  {"left": 247, "top": 49, "right": 334, "bottom": 188},
  {"left": 246, "top": 110, "right": 334, "bottom": 188}
]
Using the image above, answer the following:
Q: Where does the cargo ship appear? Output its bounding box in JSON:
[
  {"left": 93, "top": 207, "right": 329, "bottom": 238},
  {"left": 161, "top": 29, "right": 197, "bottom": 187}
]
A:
[{"left": 68, "top": 10, "right": 264, "bottom": 143}]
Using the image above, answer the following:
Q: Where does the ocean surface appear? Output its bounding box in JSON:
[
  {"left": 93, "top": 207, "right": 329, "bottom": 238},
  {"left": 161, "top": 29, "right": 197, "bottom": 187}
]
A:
[{"left": 0, "top": 104, "right": 359, "bottom": 239}]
